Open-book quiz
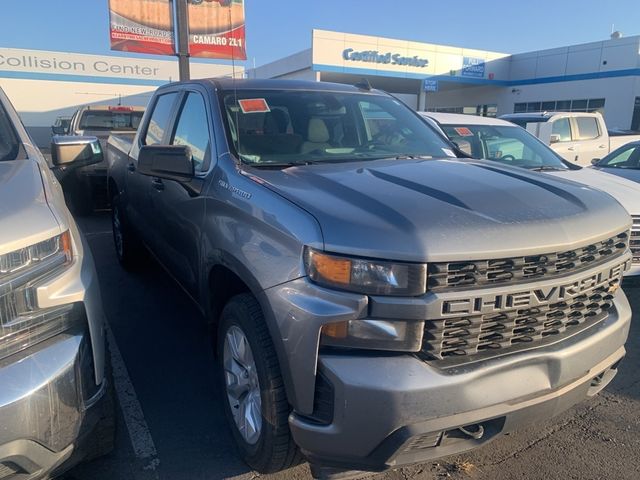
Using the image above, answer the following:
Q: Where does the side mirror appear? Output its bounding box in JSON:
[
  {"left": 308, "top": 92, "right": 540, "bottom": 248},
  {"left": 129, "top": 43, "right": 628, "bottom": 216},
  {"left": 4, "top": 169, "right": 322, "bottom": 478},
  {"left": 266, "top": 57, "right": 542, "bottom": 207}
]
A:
[
  {"left": 591, "top": 158, "right": 600, "bottom": 165},
  {"left": 51, "top": 136, "right": 103, "bottom": 168},
  {"left": 138, "top": 145, "right": 194, "bottom": 183},
  {"left": 51, "top": 125, "right": 67, "bottom": 135},
  {"left": 549, "top": 134, "right": 561, "bottom": 144}
]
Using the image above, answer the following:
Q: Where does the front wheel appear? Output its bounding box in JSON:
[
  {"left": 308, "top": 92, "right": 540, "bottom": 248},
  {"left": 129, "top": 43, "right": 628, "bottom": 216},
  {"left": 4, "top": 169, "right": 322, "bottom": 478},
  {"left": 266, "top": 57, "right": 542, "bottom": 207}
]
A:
[{"left": 218, "top": 294, "right": 301, "bottom": 473}]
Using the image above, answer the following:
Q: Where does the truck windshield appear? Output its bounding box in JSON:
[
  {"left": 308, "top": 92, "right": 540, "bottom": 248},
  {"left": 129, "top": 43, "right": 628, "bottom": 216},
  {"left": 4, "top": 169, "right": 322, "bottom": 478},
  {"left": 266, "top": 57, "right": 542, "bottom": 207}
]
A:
[
  {"left": 0, "top": 104, "right": 21, "bottom": 162},
  {"left": 441, "top": 124, "right": 569, "bottom": 171},
  {"left": 79, "top": 110, "right": 144, "bottom": 131},
  {"left": 221, "top": 89, "right": 452, "bottom": 166}
]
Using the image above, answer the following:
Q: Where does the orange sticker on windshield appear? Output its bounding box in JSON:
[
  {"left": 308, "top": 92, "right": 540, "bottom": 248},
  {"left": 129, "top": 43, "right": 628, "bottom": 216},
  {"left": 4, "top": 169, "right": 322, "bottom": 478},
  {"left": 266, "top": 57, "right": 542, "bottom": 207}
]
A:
[
  {"left": 238, "top": 98, "right": 270, "bottom": 114},
  {"left": 454, "top": 127, "right": 474, "bottom": 137}
]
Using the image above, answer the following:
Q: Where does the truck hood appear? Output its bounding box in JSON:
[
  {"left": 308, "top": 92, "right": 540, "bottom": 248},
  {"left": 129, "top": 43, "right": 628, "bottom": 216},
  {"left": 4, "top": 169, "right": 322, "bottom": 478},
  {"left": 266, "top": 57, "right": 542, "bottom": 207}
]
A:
[
  {"left": 252, "top": 158, "right": 631, "bottom": 262},
  {"left": 546, "top": 168, "right": 640, "bottom": 215},
  {"left": 0, "top": 159, "right": 61, "bottom": 255}
]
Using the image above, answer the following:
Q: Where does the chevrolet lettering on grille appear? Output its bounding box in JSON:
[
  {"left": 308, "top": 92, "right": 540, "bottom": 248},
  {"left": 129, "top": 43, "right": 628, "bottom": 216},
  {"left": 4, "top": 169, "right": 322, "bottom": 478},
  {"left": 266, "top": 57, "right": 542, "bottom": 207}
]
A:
[{"left": 441, "top": 260, "right": 628, "bottom": 316}]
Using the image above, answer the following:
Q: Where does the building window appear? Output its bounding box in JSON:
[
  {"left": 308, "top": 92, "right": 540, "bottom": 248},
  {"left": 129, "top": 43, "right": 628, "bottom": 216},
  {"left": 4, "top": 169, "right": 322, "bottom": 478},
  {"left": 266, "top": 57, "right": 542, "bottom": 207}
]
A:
[
  {"left": 429, "top": 105, "right": 497, "bottom": 117},
  {"left": 632, "top": 97, "right": 640, "bottom": 131},
  {"left": 513, "top": 98, "right": 605, "bottom": 114}
]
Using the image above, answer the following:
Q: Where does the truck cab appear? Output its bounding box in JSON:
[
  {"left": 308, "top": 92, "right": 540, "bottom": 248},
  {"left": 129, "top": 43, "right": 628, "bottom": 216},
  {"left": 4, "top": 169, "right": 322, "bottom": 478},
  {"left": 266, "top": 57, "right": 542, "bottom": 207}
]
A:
[{"left": 500, "top": 112, "right": 640, "bottom": 166}]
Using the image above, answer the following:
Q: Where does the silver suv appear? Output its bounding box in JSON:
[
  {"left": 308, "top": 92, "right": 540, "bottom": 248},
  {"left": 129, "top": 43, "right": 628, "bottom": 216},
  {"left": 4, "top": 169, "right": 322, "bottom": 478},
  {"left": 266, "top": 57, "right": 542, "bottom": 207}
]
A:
[{"left": 0, "top": 88, "right": 114, "bottom": 478}]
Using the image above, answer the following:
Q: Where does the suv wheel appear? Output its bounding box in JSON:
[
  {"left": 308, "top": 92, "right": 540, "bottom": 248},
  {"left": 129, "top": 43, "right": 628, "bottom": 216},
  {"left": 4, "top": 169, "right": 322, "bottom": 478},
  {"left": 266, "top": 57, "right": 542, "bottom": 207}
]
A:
[
  {"left": 218, "top": 294, "right": 302, "bottom": 473},
  {"left": 111, "top": 194, "right": 143, "bottom": 270}
]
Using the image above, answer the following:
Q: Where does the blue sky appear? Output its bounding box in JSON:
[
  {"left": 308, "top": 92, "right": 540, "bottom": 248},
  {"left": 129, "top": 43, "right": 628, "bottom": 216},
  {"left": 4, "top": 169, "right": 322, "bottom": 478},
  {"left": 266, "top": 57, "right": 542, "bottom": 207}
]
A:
[{"left": 2, "top": 0, "right": 640, "bottom": 66}]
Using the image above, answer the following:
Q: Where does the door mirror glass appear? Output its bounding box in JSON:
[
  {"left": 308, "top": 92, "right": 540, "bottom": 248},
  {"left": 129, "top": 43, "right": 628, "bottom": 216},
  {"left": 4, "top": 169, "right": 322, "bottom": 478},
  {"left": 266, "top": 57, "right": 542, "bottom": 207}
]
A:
[
  {"left": 549, "top": 134, "right": 561, "bottom": 144},
  {"left": 591, "top": 158, "right": 600, "bottom": 165},
  {"left": 51, "top": 136, "right": 103, "bottom": 168},
  {"left": 138, "top": 145, "right": 194, "bottom": 183}
]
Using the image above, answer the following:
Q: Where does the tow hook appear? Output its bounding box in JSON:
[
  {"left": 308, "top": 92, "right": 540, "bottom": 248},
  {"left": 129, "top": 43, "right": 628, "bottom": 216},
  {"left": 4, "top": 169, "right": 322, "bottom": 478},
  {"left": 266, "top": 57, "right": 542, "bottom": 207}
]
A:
[{"left": 458, "top": 423, "right": 485, "bottom": 440}]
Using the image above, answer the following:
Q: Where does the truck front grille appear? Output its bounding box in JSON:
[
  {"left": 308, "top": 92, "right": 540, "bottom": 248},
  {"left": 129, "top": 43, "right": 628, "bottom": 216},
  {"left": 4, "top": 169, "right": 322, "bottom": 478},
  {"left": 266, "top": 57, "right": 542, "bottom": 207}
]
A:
[
  {"left": 428, "top": 231, "right": 629, "bottom": 290},
  {"left": 422, "top": 282, "right": 617, "bottom": 361},
  {"left": 631, "top": 216, "right": 640, "bottom": 264}
]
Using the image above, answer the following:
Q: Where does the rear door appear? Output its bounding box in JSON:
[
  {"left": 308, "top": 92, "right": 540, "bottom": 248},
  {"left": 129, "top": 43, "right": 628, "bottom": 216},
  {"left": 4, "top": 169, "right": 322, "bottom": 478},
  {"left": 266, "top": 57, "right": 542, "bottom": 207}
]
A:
[
  {"left": 574, "top": 116, "right": 607, "bottom": 165},
  {"left": 126, "top": 91, "right": 180, "bottom": 247},
  {"left": 147, "top": 87, "right": 213, "bottom": 297},
  {"left": 548, "top": 117, "right": 579, "bottom": 163}
]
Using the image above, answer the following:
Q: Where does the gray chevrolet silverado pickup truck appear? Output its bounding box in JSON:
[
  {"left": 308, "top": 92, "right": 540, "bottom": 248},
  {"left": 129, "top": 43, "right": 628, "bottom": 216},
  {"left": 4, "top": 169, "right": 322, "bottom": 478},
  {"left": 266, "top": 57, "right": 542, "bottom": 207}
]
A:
[
  {"left": 0, "top": 87, "right": 114, "bottom": 479},
  {"left": 107, "top": 79, "right": 632, "bottom": 478}
]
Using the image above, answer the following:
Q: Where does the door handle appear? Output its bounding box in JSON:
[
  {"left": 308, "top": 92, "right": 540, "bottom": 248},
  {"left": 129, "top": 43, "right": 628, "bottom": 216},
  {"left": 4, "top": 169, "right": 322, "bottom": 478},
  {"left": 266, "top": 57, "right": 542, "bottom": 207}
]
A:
[
  {"left": 567, "top": 146, "right": 576, "bottom": 151},
  {"left": 127, "top": 162, "right": 136, "bottom": 172},
  {"left": 598, "top": 145, "right": 607, "bottom": 149},
  {"left": 151, "top": 178, "right": 164, "bottom": 191}
]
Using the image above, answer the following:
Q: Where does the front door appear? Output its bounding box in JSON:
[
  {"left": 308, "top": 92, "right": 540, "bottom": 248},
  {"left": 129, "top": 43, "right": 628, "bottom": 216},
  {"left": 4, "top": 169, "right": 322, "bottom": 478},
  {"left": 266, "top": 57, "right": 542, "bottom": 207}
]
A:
[
  {"left": 147, "top": 90, "right": 213, "bottom": 298},
  {"left": 548, "top": 117, "right": 580, "bottom": 163},
  {"left": 126, "top": 91, "right": 181, "bottom": 247}
]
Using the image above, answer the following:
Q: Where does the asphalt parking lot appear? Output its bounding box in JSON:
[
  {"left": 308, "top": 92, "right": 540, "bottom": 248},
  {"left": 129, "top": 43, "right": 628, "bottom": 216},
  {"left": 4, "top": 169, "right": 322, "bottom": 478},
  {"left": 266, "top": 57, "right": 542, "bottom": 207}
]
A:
[{"left": 65, "top": 212, "right": 640, "bottom": 480}]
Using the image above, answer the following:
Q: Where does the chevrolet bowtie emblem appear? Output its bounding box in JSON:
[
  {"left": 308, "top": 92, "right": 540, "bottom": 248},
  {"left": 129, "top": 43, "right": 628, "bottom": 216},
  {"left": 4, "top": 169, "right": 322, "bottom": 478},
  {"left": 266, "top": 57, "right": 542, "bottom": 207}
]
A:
[{"left": 608, "top": 283, "right": 621, "bottom": 294}]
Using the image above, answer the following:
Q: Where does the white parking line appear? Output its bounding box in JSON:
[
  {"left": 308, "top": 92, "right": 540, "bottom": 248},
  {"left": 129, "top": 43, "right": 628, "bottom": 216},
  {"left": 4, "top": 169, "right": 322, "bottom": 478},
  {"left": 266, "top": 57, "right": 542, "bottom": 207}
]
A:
[{"left": 107, "top": 325, "right": 161, "bottom": 471}]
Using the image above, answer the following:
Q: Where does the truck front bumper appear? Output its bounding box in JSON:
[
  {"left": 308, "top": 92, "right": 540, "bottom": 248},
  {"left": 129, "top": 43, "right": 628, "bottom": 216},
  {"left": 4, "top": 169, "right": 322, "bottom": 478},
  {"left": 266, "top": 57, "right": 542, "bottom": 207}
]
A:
[
  {"left": 287, "top": 290, "right": 631, "bottom": 472},
  {"left": 0, "top": 331, "right": 107, "bottom": 479}
]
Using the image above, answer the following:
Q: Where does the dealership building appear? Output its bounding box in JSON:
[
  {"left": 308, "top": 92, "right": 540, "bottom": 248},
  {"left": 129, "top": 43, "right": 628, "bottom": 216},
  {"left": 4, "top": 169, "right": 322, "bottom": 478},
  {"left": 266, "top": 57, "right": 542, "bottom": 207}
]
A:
[
  {"left": 249, "top": 29, "right": 640, "bottom": 131},
  {"left": 0, "top": 47, "right": 240, "bottom": 147}
]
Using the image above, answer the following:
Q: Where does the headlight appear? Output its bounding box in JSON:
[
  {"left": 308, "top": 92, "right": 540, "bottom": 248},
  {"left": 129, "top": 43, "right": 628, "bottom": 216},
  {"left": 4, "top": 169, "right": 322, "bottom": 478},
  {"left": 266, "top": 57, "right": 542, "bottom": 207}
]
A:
[
  {"left": 304, "top": 247, "right": 427, "bottom": 296},
  {"left": 320, "top": 319, "right": 424, "bottom": 352},
  {"left": 0, "top": 231, "right": 75, "bottom": 361}
]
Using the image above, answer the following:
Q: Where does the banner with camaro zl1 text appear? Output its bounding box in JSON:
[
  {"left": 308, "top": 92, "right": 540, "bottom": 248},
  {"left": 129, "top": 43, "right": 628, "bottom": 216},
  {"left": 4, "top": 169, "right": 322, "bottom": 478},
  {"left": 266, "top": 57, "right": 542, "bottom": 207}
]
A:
[
  {"left": 109, "top": 0, "right": 175, "bottom": 55},
  {"left": 188, "top": 0, "right": 247, "bottom": 60}
]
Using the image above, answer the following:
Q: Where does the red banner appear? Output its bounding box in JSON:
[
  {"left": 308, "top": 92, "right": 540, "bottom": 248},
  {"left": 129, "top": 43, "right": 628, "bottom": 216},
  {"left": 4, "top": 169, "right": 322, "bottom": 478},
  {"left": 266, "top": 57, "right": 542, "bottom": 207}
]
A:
[
  {"left": 109, "top": 0, "right": 175, "bottom": 56},
  {"left": 188, "top": 0, "right": 247, "bottom": 60}
]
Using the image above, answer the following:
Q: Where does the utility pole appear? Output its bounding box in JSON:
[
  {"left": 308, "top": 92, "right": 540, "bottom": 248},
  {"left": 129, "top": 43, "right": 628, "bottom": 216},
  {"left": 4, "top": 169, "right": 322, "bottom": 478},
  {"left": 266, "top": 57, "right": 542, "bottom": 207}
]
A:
[{"left": 175, "top": 0, "right": 190, "bottom": 81}]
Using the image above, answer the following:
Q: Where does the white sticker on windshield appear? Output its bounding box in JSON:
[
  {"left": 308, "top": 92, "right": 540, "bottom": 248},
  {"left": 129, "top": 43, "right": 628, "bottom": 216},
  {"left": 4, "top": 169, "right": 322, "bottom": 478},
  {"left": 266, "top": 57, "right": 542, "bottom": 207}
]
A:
[{"left": 442, "top": 148, "right": 456, "bottom": 157}]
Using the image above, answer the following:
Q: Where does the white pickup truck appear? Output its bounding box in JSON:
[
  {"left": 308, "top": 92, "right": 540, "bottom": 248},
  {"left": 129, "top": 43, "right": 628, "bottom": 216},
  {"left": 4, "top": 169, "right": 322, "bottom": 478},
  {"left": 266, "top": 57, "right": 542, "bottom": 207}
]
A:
[{"left": 500, "top": 112, "right": 640, "bottom": 166}]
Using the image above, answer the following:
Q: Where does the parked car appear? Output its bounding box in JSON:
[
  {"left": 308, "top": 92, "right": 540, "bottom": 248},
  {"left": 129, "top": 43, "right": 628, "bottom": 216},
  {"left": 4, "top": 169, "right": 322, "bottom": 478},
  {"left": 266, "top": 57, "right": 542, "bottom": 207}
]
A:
[
  {"left": 60, "top": 104, "right": 145, "bottom": 214},
  {"left": 500, "top": 112, "right": 640, "bottom": 166},
  {"left": 108, "top": 79, "right": 632, "bottom": 478},
  {"left": 0, "top": 87, "right": 115, "bottom": 478},
  {"left": 419, "top": 112, "right": 640, "bottom": 274},
  {"left": 592, "top": 140, "right": 640, "bottom": 182}
]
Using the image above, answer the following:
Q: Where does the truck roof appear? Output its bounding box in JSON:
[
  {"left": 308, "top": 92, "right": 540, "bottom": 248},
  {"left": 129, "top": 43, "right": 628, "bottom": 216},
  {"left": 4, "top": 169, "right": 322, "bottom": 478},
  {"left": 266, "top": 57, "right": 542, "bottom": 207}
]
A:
[
  {"left": 165, "top": 78, "right": 385, "bottom": 94},
  {"left": 79, "top": 105, "right": 145, "bottom": 112}
]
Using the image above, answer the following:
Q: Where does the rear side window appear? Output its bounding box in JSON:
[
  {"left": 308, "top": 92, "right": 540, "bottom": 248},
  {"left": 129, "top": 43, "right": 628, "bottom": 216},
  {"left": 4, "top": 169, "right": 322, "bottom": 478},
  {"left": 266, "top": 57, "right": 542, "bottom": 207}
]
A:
[
  {"left": 171, "top": 92, "right": 211, "bottom": 172},
  {"left": 144, "top": 93, "right": 178, "bottom": 145},
  {"left": 0, "top": 104, "right": 21, "bottom": 162},
  {"left": 551, "top": 118, "right": 572, "bottom": 142},
  {"left": 576, "top": 117, "right": 600, "bottom": 140}
]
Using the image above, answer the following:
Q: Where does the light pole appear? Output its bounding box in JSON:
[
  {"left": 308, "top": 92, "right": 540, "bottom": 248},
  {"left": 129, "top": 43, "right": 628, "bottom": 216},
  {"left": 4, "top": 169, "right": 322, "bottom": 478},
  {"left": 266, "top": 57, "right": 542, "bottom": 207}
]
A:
[{"left": 175, "top": 0, "right": 190, "bottom": 81}]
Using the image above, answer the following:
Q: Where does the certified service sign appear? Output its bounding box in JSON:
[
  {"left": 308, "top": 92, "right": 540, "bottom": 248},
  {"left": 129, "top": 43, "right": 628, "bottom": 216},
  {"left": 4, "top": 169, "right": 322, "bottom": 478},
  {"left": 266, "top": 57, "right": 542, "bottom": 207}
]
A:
[{"left": 461, "top": 57, "right": 485, "bottom": 78}]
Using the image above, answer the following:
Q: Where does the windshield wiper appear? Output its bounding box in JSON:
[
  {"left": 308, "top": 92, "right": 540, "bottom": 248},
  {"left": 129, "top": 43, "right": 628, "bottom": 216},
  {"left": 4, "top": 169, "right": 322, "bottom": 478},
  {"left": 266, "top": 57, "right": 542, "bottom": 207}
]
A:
[{"left": 529, "top": 165, "right": 566, "bottom": 172}]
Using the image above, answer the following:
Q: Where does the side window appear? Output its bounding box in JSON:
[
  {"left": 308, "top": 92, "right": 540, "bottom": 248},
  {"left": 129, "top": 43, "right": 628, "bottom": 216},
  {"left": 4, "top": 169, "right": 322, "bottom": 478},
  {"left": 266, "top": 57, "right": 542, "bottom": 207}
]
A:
[
  {"left": 171, "top": 92, "right": 211, "bottom": 172},
  {"left": 144, "top": 92, "right": 178, "bottom": 145},
  {"left": 605, "top": 146, "right": 636, "bottom": 166},
  {"left": 551, "top": 118, "right": 572, "bottom": 142},
  {"left": 576, "top": 117, "right": 600, "bottom": 140}
]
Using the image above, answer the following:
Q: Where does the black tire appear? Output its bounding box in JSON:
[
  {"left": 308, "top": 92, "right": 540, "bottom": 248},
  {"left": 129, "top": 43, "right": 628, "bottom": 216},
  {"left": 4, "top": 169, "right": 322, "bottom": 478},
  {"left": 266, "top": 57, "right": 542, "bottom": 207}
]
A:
[
  {"left": 111, "top": 194, "right": 144, "bottom": 270},
  {"left": 217, "top": 294, "right": 302, "bottom": 473}
]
